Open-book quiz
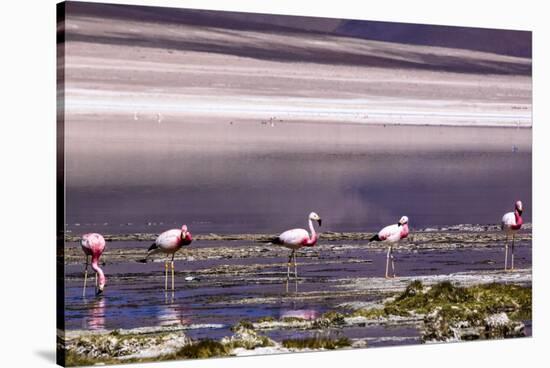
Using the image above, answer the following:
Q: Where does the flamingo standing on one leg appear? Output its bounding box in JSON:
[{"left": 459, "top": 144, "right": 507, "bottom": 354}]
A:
[
  {"left": 80, "top": 233, "right": 106, "bottom": 296},
  {"left": 501, "top": 200, "right": 523, "bottom": 271},
  {"left": 369, "top": 216, "right": 409, "bottom": 278},
  {"left": 138, "top": 225, "right": 192, "bottom": 290},
  {"left": 269, "top": 212, "right": 322, "bottom": 288}
]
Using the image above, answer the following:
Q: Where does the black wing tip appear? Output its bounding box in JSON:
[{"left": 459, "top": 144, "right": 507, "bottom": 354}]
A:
[
  {"left": 369, "top": 234, "right": 381, "bottom": 242},
  {"left": 266, "top": 236, "right": 283, "bottom": 245}
]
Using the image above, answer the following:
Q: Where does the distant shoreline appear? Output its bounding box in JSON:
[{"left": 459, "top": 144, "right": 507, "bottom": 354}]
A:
[{"left": 63, "top": 223, "right": 532, "bottom": 243}]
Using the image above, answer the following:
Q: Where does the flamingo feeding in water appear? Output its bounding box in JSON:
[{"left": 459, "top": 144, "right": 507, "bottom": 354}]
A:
[
  {"left": 269, "top": 212, "right": 322, "bottom": 286},
  {"left": 80, "top": 233, "right": 106, "bottom": 296},
  {"left": 138, "top": 225, "right": 193, "bottom": 290},
  {"left": 369, "top": 216, "right": 409, "bottom": 278},
  {"left": 501, "top": 200, "right": 523, "bottom": 271}
]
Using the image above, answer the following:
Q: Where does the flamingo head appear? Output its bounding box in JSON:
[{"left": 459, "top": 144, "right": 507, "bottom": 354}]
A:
[
  {"left": 181, "top": 225, "right": 192, "bottom": 245},
  {"left": 515, "top": 200, "right": 523, "bottom": 215},
  {"left": 97, "top": 283, "right": 105, "bottom": 295},
  {"left": 96, "top": 274, "right": 106, "bottom": 295},
  {"left": 309, "top": 212, "right": 322, "bottom": 226},
  {"left": 398, "top": 216, "right": 409, "bottom": 226},
  {"left": 80, "top": 234, "right": 89, "bottom": 247}
]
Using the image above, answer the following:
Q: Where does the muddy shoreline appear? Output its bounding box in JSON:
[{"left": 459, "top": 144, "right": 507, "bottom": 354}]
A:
[{"left": 62, "top": 225, "right": 531, "bottom": 267}]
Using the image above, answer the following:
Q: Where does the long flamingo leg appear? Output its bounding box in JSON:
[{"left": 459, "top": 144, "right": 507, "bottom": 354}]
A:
[
  {"left": 390, "top": 247, "right": 396, "bottom": 278},
  {"left": 294, "top": 252, "right": 298, "bottom": 293},
  {"left": 83, "top": 255, "right": 89, "bottom": 297},
  {"left": 285, "top": 250, "right": 295, "bottom": 293},
  {"left": 171, "top": 253, "right": 175, "bottom": 291},
  {"left": 287, "top": 250, "right": 294, "bottom": 282},
  {"left": 164, "top": 259, "right": 169, "bottom": 291},
  {"left": 504, "top": 235, "right": 509, "bottom": 270},
  {"left": 511, "top": 234, "right": 515, "bottom": 270},
  {"left": 385, "top": 246, "right": 391, "bottom": 278}
]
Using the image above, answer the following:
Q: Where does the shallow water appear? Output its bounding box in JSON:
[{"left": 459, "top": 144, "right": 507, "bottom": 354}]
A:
[{"left": 64, "top": 236, "right": 532, "bottom": 346}]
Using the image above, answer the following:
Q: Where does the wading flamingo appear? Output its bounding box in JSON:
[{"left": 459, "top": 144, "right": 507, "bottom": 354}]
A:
[
  {"left": 138, "top": 225, "right": 192, "bottom": 290},
  {"left": 369, "top": 216, "right": 409, "bottom": 278},
  {"left": 501, "top": 200, "right": 523, "bottom": 271},
  {"left": 80, "top": 233, "right": 106, "bottom": 296},
  {"left": 269, "top": 212, "right": 322, "bottom": 287}
]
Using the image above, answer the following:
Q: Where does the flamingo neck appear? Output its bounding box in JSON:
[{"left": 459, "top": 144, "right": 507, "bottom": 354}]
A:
[
  {"left": 400, "top": 224, "right": 409, "bottom": 239},
  {"left": 91, "top": 257, "right": 105, "bottom": 287},
  {"left": 515, "top": 210, "right": 523, "bottom": 226},
  {"left": 181, "top": 232, "right": 193, "bottom": 245},
  {"left": 307, "top": 219, "right": 318, "bottom": 246}
]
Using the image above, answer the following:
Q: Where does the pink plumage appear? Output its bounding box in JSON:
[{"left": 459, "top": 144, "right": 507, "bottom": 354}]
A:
[
  {"left": 376, "top": 223, "right": 409, "bottom": 242},
  {"left": 148, "top": 224, "right": 193, "bottom": 257},
  {"left": 139, "top": 225, "right": 193, "bottom": 291},
  {"left": 370, "top": 216, "right": 409, "bottom": 278},
  {"left": 501, "top": 200, "right": 524, "bottom": 233},
  {"left": 81, "top": 233, "right": 107, "bottom": 293},
  {"left": 270, "top": 212, "right": 322, "bottom": 284},
  {"left": 501, "top": 200, "right": 524, "bottom": 270},
  {"left": 272, "top": 212, "right": 321, "bottom": 249}
]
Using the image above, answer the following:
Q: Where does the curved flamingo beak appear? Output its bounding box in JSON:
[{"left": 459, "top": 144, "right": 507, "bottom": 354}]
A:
[
  {"left": 317, "top": 219, "right": 322, "bottom": 226},
  {"left": 96, "top": 286, "right": 104, "bottom": 296}
]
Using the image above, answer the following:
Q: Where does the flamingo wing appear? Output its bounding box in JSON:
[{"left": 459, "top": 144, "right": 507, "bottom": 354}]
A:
[
  {"left": 501, "top": 212, "right": 516, "bottom": 227},
  {"left": 278, "top": 228, "right": 309, "bottom": 246},
  {"left": 81, "top": 233, "right": 106, "bottom": 253},
  {"left": 502, "top": 211, "right": 522, "bottom": 232},
  {"left": 378, "top": 224, "right": 400, "bottom": 242},
  {"left": 156, "top": 229, "right": 182, "bottom": 251}
]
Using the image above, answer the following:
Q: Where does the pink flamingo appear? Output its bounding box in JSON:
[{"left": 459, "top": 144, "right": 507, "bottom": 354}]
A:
[
  {"left": 269, "top": 212, "right": 322, "bottom": 284},
  {"left": 369, "top": 216, "right": 409, "bottom": 278},
  {"left": 501, "top": 200, "right": 523, "bottom": 271},
  {"left": 139, "top": 225, "right": 192, "bottom": 290},
  {"left": 80, "top": 233, "right": 106, "bottom": 296}
]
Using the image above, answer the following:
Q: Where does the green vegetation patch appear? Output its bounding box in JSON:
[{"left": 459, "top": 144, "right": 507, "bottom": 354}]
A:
[
  {"left": 350, "top": 308, "right": 386, "bottom": 319},
  {"left": 257, "top": 316, "right": 276, "bottom": 323},
  {"left": 281, "top": 316, "right": 306, "bottom": 323},
  {"left": 282, "top": 336, "right": 352, "bottom": 350},
  {"left": 65, "top": 350, "right": 115, "bottom": 367},
  {"left": 381, "top": 281, "right": 531, "bottom": 321},
  {"left": 172, "top": 339, "right": 230, "bottom": 359},
  {"left": 225, "top": 334, "right": 273, "bottom": 350},
  {"left": 321, "top": 311, "right": 346, "bottom": 323},
  {"left": 231, "top": 319, "right": 254, "bottom": 331}
]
